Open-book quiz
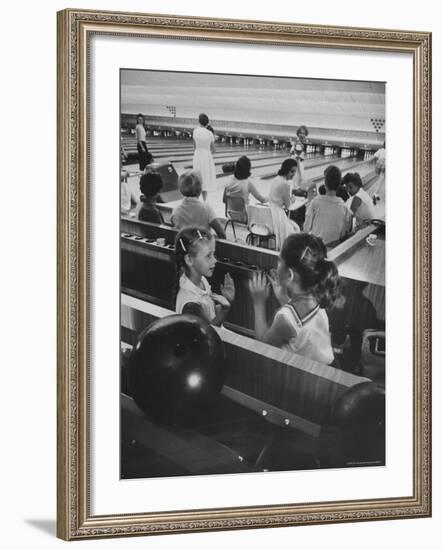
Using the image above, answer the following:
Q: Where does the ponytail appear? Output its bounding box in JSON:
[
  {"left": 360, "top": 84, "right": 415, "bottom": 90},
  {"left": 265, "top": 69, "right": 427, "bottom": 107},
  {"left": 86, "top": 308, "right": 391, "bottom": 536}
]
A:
[
  {"left": 172, "top": 263, "right": 185, "bottom": 308},
  {"left": 280, "top": 233, "right": 341, "bottom": 308},
  {"left": 312, "top": 258, "right": 341, "bottom": 309}
]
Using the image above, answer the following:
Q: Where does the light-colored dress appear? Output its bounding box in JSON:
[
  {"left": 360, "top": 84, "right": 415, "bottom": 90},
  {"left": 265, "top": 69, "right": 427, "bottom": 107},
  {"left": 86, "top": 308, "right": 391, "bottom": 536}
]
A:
[
  {"left": 224, "top": 176, "right": 267, "bottom": 223},
  {"left": 193, "top": 126, "right": 216, "bottom": 193},
  {"left": 175, "top": 274, "right": 229, "bottom": 323},
  {"left": 268, "top": 175, "right": 300, "bottom": 250},
  {"left": 274, "top": 302, "right": 334, "bottom": 364},
  {"left": 176, "top": 274, "right": 216, "bottom": 321}
]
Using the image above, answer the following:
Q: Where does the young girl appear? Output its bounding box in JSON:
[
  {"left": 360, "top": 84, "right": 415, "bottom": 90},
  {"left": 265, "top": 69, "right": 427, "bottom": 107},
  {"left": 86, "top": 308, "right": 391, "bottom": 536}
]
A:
[
  {"left": 174, "top": 227, "right": 235, "bottom": 326},
  {"left": 249, "top": 233, "right": 340, "bottom": 364},
  {"left": 171, "top": 170, "right": 226, "bottom": 239},
  {"left": 137, "top": 171, "right": 165, "bottom": 224}
]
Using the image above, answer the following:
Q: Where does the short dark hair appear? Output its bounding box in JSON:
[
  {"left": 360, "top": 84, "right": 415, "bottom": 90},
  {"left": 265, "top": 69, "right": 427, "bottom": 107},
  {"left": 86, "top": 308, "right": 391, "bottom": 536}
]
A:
[
  {"left": 336, "top": 184, "right": 350, "bottom": 202},
  {"left": 278, "top": 158, "right": 298, "bottom": 177},
  {"left": 296, "top": 125, "right": 309, "bottom": 138},
  {"left": 198, "top": 113, "right": 209, "bottom": 126},
  {"left": 342, "top": 172, "right": 363, "bottom": 189},
  {"left": 136, "top": 113, "right": 145, "bottom": 123},
  {"left": 324, "top": 165, "right": 342, "bottom": 191},
  {"left": 234, "top": 156, "right": 251, "bottom": 180},
  {"left": 139, "top": 172, "right": 163, "bottom": 197}
]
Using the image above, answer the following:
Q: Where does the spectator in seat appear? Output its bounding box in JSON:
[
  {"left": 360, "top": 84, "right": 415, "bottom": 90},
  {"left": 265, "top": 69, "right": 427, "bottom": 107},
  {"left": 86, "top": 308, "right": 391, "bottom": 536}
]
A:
[
  {"left": 171, "top": 170, "right": 226, "bottom": 239},
  {"left": 304, "top": 165, "right": 352, "bottom": 246}
]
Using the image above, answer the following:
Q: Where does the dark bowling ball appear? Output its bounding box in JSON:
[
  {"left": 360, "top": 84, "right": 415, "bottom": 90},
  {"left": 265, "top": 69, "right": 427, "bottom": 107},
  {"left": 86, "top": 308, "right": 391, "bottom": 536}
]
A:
[
  {"left": 128, "top": 314, "right": 226, "bottom": 423},
  {"left": 329, "top": 382, "right": 385, "bottom": 465},
  {"left": 331, "top": 382, "right": 385, "bottom": 428}
]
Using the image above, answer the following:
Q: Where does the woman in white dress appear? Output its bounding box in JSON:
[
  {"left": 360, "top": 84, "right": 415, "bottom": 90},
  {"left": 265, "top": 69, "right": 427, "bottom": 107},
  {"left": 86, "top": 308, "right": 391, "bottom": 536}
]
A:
[
  {"left": 192, "top": 113, "right": 216, "bottom": 201},
  {"left": 268, "top": 158, "right": 301, "bottom": 250}
]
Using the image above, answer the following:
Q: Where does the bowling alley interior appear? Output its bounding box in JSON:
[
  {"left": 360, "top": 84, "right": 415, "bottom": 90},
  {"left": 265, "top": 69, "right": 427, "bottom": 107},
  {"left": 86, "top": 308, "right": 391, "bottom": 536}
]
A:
[{"left": 120, "top": 69, "right": 386, "bottom": 479}]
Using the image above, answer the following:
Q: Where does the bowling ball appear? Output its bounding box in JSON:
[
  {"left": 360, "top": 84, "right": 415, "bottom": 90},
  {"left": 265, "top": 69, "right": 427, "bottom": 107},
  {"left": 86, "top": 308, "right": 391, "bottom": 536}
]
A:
[
  {"left": 331, "top": 382, "right": 385, "bottom": 429},
  {"left": 222, "top": 162, "right": 235, "bottom": 174},
  {"left": 128, "top": 314, "right": 226, "bottom": 423},
  {"left": 328, "top": 382, "right": 385, "bottom": 465}
]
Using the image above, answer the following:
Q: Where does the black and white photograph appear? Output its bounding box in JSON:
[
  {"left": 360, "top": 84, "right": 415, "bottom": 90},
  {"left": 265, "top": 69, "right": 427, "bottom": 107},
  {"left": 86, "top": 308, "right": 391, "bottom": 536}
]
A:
[
  {"left": 119, "top": 69, "right": 386, "bottom": 480},
  {"left": 1, "top": 0, "right": 439, "bottom": 545}
]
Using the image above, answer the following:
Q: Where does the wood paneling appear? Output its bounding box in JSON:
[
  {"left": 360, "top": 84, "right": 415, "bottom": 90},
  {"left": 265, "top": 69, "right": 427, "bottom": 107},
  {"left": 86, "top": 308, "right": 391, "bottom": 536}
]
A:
[{"left": 121, "top": 296, "right": 372, "bottom": 436}]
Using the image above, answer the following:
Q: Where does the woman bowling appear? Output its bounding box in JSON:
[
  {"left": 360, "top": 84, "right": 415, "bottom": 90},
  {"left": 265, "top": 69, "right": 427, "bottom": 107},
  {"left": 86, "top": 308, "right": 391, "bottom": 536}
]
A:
[
  {"left": 174, "top": 227, "right": 235, "bottom": 326},
  {"left": 192, "top": 113, "right": 216, "bottom": 201}
]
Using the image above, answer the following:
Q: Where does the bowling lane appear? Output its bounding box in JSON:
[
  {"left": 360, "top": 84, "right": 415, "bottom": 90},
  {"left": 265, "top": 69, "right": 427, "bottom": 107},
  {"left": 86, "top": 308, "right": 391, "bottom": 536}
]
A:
[
  {"left": 123, "top": 144, "right": 288, "bottom": 176},
  {"left": 124, "top": 136, "right": 324, "bottom": 176},
  {"left": 330, "top": 224, "right": 385, "bottom": 287},
  {"left": 149, "top": 146, "right": 294, "bottom": 173},
  {"left": 123, "top": 137, "right": 289, "bottom": 166}
]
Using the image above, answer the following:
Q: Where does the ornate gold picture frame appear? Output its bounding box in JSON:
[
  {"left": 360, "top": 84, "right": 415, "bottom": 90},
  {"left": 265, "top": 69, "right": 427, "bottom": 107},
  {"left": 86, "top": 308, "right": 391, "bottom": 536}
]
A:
[{"left": 57, "top": 8, "right": 431, "bottom": 540}]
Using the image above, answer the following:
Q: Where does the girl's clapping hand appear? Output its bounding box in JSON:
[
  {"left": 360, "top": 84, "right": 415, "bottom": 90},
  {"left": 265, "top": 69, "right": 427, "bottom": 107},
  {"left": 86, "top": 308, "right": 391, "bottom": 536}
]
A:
[
  {"left": 267, "top": 268, "right": 289, "bottom": 305},
  {"left": 248, "top": 271, "right": 269, "bottom": 303},
  {"left": 220, "top": 273, "right": 235, "bottom": 303},
  {"left": 267, "top": 268, "right": 279, "bottom": 293}
]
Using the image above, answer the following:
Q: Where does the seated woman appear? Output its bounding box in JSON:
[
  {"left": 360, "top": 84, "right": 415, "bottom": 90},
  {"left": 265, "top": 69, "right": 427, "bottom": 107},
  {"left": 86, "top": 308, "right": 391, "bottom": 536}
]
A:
[
  {"left": 223, "top": 156, "right": 267, "bottom": 223},
  {"left": 137, "top": 172, "right": 165, "bottom": 224},
  {"left": 171, "top": 169, "right": 226, "bottom": 239},
  {"left": 268, "top": 158, "right": 300, "bottom": 249},
  {"left": 342, "top": 172, "right": 375, "bottom": 228},
  {"left": 225, "top": 156, "right": 267, "bottom": 203},
  {"left": 304, "top": 165, "right": 352, "bottom": 246}
]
